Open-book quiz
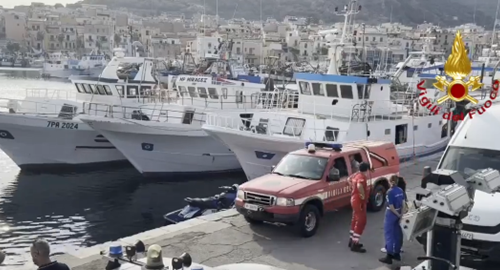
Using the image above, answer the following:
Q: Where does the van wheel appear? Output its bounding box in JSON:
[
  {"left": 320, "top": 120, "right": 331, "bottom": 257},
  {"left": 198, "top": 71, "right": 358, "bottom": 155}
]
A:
[
  {"left": 244, "top": 215, "right": 263, "bottom": 225},
  {"left": 368, "top": 184, "right": 386, "bottom": 212},
  {"left": 296, "top": 204, "right": 320, "bottom": 238}
]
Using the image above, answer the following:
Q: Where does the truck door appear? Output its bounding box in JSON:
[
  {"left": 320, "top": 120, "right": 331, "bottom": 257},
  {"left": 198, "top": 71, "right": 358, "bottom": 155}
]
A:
[{"left": 324, "top": 155, "right": 350, "bottom": 211}]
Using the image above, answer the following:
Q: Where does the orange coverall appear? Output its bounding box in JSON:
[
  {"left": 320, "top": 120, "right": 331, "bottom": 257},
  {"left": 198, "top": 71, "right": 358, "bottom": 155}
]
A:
[{"left": 350, "top": 172, "right": 368, "bottom": 243}]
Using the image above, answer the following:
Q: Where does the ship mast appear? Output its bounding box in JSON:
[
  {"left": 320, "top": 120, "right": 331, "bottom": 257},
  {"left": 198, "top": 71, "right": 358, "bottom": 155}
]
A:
[{"left": 327, "top": 0, "right": 362, "bottom": 75}]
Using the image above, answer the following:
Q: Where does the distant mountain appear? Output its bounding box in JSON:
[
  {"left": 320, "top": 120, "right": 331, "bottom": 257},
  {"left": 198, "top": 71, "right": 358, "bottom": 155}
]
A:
[{"left": 77, "top": 0, "right": 496, "bottom": 28}]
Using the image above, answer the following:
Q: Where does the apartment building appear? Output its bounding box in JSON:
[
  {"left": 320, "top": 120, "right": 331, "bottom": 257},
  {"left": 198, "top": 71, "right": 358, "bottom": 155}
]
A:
[{"left": 4, "top": 12, "right": 26, "bottom": 41}]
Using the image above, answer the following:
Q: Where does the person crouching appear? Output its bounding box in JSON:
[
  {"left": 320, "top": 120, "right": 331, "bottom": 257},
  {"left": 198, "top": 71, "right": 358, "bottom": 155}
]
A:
[{"left": 379, "top": 175, "right": 406, "bottom": 264}]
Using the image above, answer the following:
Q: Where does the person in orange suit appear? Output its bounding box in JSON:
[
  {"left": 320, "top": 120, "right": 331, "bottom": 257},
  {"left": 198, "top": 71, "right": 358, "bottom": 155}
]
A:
[{"left": 348, "top": 162, "right": 370, "bottom": 253}]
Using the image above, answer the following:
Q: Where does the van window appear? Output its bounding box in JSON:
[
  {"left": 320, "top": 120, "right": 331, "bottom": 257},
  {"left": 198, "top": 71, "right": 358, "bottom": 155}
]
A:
[
  {"left": 311, "top": 83, "right": 325, "bottom": 96},
  {"left": 340, "top": 85, "right": 353, "bottom": 99},
  {"left": 439, "top": 146, "right": 500, "bottom": 179},
  {"left": 325, "top": 84, "right": 339, "bottom": 97},
  {"left": 299, "top": 81, "right": 311, "bottom": 95},
  {"left": 333, "top": 157, "right": 349, "bottom": 178}
]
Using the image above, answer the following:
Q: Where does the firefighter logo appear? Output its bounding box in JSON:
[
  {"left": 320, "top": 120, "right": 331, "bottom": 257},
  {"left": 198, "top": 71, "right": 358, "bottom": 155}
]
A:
[{"left": 433, "top": 31, "right": 483, "bottom": 104}]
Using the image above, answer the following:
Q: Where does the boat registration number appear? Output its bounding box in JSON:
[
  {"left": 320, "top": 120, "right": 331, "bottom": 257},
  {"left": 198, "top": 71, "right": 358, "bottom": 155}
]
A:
[
  {"left": 244, "top": 203, "right": 260, "bottom": 211},
  {"left": 461, "top": 231, "right": 473, "bottom": 240},
  {"left": 47, "top": 121, "right": 79, "bottom": 129}
]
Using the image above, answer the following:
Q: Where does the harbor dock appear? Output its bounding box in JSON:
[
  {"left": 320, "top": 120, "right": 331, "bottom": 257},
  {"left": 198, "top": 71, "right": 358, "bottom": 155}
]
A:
[{"left": 57, "top": 155, "right": 441, "bottom": 270}]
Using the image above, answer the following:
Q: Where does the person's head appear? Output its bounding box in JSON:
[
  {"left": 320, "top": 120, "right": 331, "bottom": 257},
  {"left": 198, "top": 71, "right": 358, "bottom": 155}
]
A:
[
  {"left": 30, "top": 238, "right": 51, "bottom": 266},
  {"left": 359, "top": 162, "right": 369, "bottom": 176},
  {"left": 389, "top": 175, "right": 399, "bottom": 187}
]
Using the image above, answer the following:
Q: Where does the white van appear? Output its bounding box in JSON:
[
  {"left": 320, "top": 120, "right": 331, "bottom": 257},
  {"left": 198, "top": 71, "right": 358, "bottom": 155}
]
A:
[{"left": 418, "top": 105, "right": 500, "bottom": 265}]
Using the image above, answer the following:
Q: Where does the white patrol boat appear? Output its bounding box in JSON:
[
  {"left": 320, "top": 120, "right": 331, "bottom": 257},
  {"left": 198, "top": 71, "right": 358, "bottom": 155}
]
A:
[
  {"left": 78, "top": 70, "right": 282, "bottom": 176},
  {"left": 0, "top": 50, "right": 164, "bottom": 169}
]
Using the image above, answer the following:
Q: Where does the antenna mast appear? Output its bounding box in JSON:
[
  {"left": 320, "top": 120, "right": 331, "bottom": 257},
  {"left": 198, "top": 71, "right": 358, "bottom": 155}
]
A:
[{"left": 327, "top": 0, "right": 362, "bottom": 74}]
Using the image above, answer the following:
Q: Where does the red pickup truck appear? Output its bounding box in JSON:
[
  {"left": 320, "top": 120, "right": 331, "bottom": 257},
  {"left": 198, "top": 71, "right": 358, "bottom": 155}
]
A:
[{"left": 235, "top": 141, "right": 401, "bottom": 237}]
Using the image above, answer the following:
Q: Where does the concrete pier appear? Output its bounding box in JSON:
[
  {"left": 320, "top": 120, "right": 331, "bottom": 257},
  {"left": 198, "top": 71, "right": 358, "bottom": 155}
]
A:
[{"left": 57, "top": 155, "right": 441, "bottom": 270}]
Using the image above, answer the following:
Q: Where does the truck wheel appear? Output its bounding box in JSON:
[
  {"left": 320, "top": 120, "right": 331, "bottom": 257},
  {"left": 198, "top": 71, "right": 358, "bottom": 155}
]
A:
[
  {"left": 244, "top": 215, "right": 263, "bottom": 225},
  {"left": 296, "top": 204, "right": 320, "bottom": 238},
  {"left": 368, "top": 184, "right": 386, "bottom": 212}
]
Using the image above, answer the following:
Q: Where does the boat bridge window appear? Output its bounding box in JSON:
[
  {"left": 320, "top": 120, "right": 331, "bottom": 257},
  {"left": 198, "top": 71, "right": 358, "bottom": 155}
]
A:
[
  {"left": 324, "top": 126, "right": 340, "bottom": 141},
  {"left": 356, "top": 84, "right": 370, "bottom": 99},
  {"left": 395, "top": 124, "right": 407, "bottom": 145},
  {"left": 299, "top": 81, "right": 311, "bottom": 95},
  {"left": 187, "top": 87, "right": 198, "bottom": 97},
  {"left": 82, "top": 84, "right": 92, "bottom": 93},
  {"left": 75, "top": 83, "right": 84, "bottom": 93},
  {"left": 326, "top": 84, "right": 339, "bottom": 97},
  {"left": 312, "top": 83, "right": 325, "bottom": 96},
  {"left": 340, "top": 85, "right": 353, "bottom": 99},
  {"left": 208, "top": 87, "right": 219, "bottom": 99},
  {"left": 140, "top": 86, "right": 151, "bottom": 96},
  {"left": 283, "top": 117, "right": 305, "bottom": 136},
  {"left": 198, "top": 87, "right": 208, "bottom": 98},
  {"left": 127, "top": 86, "right": 138, "bottom": 97},
  {"left": 222, "top": 88, "right": 228, "bottom": 99},
  {"left": 421, "top": 79, "right": 438, "bottom": 89},
  {"left": 178, "top": 86, "right": 188, "bottom": 97},
  {"left": 104, "top": 85, "right": 112, "bottom": 95},
  {"left": 116, "top": 86, "right": 124, "bottom": 97},
  {"left": 96, "top": 85, "right": 106, "bottom": 95},
  {"left": 90, "top": 84, "right": 99, "bottom": 94}
]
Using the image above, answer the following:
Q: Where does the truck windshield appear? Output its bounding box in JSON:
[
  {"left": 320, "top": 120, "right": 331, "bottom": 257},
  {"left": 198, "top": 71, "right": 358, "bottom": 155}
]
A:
[
  {"left": 272, "top": 154, "right": 328, "bottom": 180},
  {"left": 439, "top": 146, "right": 500, "bottom": 178}
]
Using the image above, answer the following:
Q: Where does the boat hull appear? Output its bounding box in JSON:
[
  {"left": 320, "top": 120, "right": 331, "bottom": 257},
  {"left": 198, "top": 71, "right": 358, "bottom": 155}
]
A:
[
  {"left": 0, "top": 114, "right": 126, "bottom": 168},
  {"left": 203, "top": 125, "right": 449, "bottom": 180},
  {"left": 81, "top": 118, "right": 242, "bottom": 176}
]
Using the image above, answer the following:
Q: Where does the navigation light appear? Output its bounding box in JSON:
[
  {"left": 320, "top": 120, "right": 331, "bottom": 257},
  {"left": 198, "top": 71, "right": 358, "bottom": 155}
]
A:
[
  {"left": 305, "top": 142, "right": 343, "bottom": 152},
  {"left": 307, "top": 143, "right": 316, "bottom": 153}
]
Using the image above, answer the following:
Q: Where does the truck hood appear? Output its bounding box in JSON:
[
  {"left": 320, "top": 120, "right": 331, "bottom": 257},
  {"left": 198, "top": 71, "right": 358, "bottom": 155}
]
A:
[
  {"left": 463, "top": 190, "right": 500, "bottom": 227},
  {"left": 241, "top": 174, "right": 315, "bottom": 196}
]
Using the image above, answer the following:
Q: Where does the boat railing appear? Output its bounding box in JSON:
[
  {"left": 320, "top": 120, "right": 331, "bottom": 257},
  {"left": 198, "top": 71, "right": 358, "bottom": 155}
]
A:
[
  {"left": 82, "top": 102, "right": 206, "bottom": 125},
  {"left": 25, "top": 88, "right": 78, "bottom": 101},
  {"left": 205, "top": 112, "right": 350, "bottom": 141},
  {"left": 0, "top": 97, "right": 77, "bottom": 117}
]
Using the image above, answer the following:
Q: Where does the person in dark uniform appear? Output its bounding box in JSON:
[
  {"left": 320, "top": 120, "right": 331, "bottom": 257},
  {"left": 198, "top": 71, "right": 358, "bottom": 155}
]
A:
[
  {"left": 31, "top": 238, "right": 70, "bottom": 270},
  {"left": 381, "top": 176, "right": 408, "bottom": 253},
  {"left": 379, "top": 175, "right": 406, "bottom": 264}
]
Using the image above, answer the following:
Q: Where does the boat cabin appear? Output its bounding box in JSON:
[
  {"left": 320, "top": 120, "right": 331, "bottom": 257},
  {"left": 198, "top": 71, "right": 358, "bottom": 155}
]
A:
[{"left": 294, "top": 73, "right": 400, "bottom": 121}]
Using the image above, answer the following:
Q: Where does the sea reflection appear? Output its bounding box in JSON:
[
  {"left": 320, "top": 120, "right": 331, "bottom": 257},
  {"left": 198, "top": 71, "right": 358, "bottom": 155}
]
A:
[{"left": 0, "top": 159, "right": 245, "bottom": 268}]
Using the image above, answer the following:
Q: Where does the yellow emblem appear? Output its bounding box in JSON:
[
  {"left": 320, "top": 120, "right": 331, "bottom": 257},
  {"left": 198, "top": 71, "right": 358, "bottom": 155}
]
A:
[{"left": 433, "top": 31, "right": 483, "bottom": 104}]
